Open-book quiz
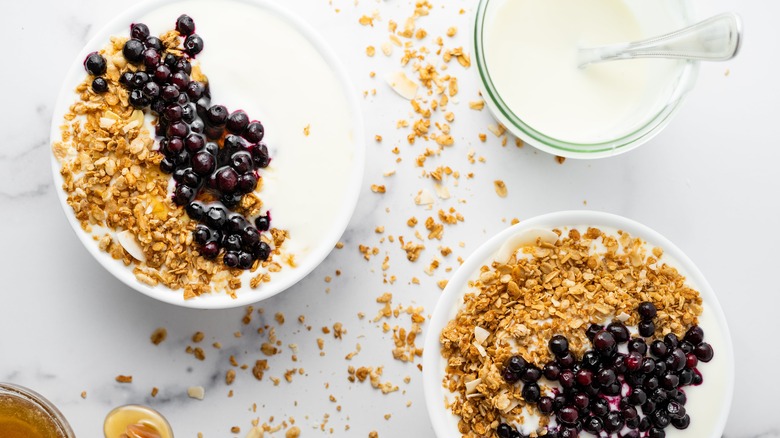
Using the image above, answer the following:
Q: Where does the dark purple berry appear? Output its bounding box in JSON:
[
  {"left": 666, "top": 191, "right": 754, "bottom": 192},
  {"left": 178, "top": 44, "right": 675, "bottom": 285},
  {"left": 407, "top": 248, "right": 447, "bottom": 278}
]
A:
[
  {"left": 175, "top": 58, "right": 192, "bottom": 74},
  {"left": 607, "top": 322, "right": 630, "bottom": 343},
  {"left": 223, "top": 251, "right": 239, "bottom": 268},
  {"left": 220, "top": 193, "right": 242, "bottom": 208},
  {"left": 167, "top": 122, "right": 189, "bottom": 138},
  {"left": 641, "top": 357, "right": 656, "bottom": 374},
  {"left": 694, "top": 342, "right": 713, "bottom": 362},
  {"left": 557, "top": 406, "right": 578, "bottom": 425},
  {"left": 255, "top": 215, "right": 270, "bottom": 232},
  {"left": 120, "top": 71, "right": 135, "bottom": 86},
  {"left": 575, "top": 369, "right": 593, "bottom": 386},
  {"left": 142, "top": 81, "right": 160, "bottom": 98},
  {"left": 591, "top": 398, "right": 609, "bottom": 417},
  {"left": 84, "top": 52, "right": 107, "bottom": 75},
  {"left": 224, "top": 234, "right": 242, "bottom": 252},
  {"left": 206, "top": 105, "right": 228, "bottom": 126},
  {"left": 652, "top": 409, "right": 670, "bottom": 428},
  {"left": 181, "top": 169, "right": 201, "bottom": 188},
  {"left": 666, "top": 348, "right": 687, "bottom": 372},
  {"left": 638, "top": 320, "right": 656, "bottom": 337},
  {"left": 678, "top": 369, "right": 693, "bottom": 386},
  {"left": 559, "top": 369, "right": 575, "bottom": 389},
  {"left": 244, "top": 121, "right": 265, "bottom": 143},
  {"left": 231, "top": 151, "right": 253, "bottom": 174},
  {"left": 580, "top": 350, "right": 601, "bottom": 370},
  {"left": 628, "top": 338, "right": 648, "bottom": 355},
  {"left": 161, "top": 84, "right": 180, "bottom": 102},
  {"left": 91, "top": 77, "right": 108, "bottom": 93},
  {"left": 143, "top": 48, "right": 160, "bottom": 68},
  {"left": 159, "top": 157, "right": 175, "bottom": 173},
  {"left": 205, "top": 124, "right": 224, "bottom": 140},
  {"left": 685, "top": 353, "right": 698, "bottom": 369},
  {"left": 186, "top": 202, "right": 206, "bottom": 220},
  {"left": 192, "top": 151, "right": 216, "bottom": 176},
  {"left": 128, "top": 89, "right": 149, "bottom": 108},
  {"left": 184, "top": 34, "right": 204, "bottom": 55},
  {"left": 200, "top": 241, "right": 219, "bottom": 259},
  {"left": 691, "top": 371, "right": 703, "bottom": 385},
  {"left": 206, "top": 206, "right": 227, "bottom": 229},
  {"left": 186, "top": 81, "right": 206, "bottom": 99},
  {"left": 171, "top": 71, "right": 190, "bottom": 89},
  {"left": 521, "top": 382, "right": 540, "bottom": 403},
  {"left": 664, "top": 333, "right": 679, "bottom": 349},
  {"left": 651, "top": 340, "right": 669, "bottom": 358},
  {"left": 628, "top": 388, "right": 647, "bottom": 405},
  {"left": 193, "top": 225, "right": 211, "bottom": 245},
  {"left": 253, "top": 241, "right": 271, "bottom": 261},
  {"left": 251, "top": 142, "right": 270, "bottom": 168},
  {"left": 520, "top": 367, "right": 542, "bottom": 383},
  {"left": 583, "top": 416, "right": 603, "bottom": 434},
  {"left": 130, "top": 71, "right": 150, "bottom": 88},
  {"left": 542, "top": 362, "right": 561, "bottom": 380},
  {"left": 130, "top": 22, "right": 150, "bottom": 40},
  {"left": 671, "top": 414, "right": 690, "bottom": 429},
  {"left": 176, "top": 15, "right": 196, "bottom": 36},
  {"left": 684, "top": 326, "right": 704, "bottom": 345},
  {"left": 586, "top": 324, "right": 604, "bottom": 341},
  {"left": 185, "top": 134, "right": 205, "bottom": 152},
  {"left": 227, "top": 111, "right": 250, "bottom": 134},
  {"left": 625, "top": 351, "right": 643, "bottom": 372},
  {"left": 163, "top": 53, "right": 177, "bottom": 67},
  {"left": 573, "top": 393, "right": 589, "bottom": 410},
  {"left": 145, "top": 35, "right": 163, "bottom": 51},
  {"left": 604, "top": 411, "right": 625, "bottom": 433},
  {"left": 123, "top": 38, "right": 145, "bottom": 64},
  {"left": 557, "top": 351, "right": 575, "bottom": 368},
  {"left": 548, "top": 335, "right": 569, "bottom": 357},
  {"left": 537, "top": 396, "right": 554, "bottom": 414},
  {"left": 172, "top": 184, "right": 195, "bottom": 206},
  {"left": 163, "top": 103, "right": 182, "bottom": 122},
  {"left": 593, "top": 330, "right": 617, "bottom": 357},
  {"left": 638, "top": 302, "right": 657, "bottom": 320},
  {"left": 182, "top": 104, "right": 196, "bottom": 123},
  {"left": 216, "top": 167, "right": 239, "bottom": 194},
  {"left": 242, "top": 227, "right": 260, "bottom": 249},
  {"left": 501, "top": 368, "right": 519, "bottom": 384},
  {"left": 596, "top": 368, "right": 616, "bottom": 387}
]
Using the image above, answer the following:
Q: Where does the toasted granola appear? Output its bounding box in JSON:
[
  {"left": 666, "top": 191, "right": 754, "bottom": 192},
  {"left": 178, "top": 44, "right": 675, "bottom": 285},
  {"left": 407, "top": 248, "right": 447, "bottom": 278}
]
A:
[
  {"left": 439, "top": 228, "right": 703, "bottom": 437},
  {"left": 53, "top": 29, "right": 288, "bottom": 299}
]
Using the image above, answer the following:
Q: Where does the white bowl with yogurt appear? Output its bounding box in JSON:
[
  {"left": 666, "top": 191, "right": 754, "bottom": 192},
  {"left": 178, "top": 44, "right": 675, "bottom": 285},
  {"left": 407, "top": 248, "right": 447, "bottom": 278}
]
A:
[
  {"left": 474, "top": 0, "right": 699, "bottom": 158},
  {"left": 49, "top": 0, "right": 364, "bottom": 308},
  {"left": 422, "top": 210, "right": 734, "bottom": 437}
]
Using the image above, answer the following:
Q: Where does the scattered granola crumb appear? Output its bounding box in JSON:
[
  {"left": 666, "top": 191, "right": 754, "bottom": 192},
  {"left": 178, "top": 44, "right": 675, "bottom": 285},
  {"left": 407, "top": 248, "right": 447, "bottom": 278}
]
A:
[
  {"left": 371, "top": 184, "right": 387, "bottom": 194},
  {"left": 150, "top": 327, "right": 167, "bottom": 345},
  {"left": 555, "top": 155, "right": 566, "bottom": 164},
  {"left": 366, "top": 45, "right": 376, "bottom": 57},
  {"left": 187, "top": 386, "right": 205, "bottom": 400},
  {"left": 494, "top": 180, "right": 508, "bottom": 197},
  {"left": 80, "top": 391, "right": 87, "bottom": 399},
  {"left": 115, "top": 375, "right": 132, "bottom": 384}
]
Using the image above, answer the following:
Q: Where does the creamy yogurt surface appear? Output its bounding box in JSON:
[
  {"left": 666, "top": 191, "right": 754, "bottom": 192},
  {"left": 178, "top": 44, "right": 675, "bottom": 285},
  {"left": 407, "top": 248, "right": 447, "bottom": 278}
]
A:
[
  {"left": 137, "top": 0, "right": 356, "bottom": 271},
  {"left": 483, "top": 0, "right": 688, "bottom": 144}
]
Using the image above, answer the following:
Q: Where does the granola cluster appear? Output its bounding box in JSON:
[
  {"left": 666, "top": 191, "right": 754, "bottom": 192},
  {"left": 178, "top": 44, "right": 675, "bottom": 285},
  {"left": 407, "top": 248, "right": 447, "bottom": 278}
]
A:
[
  {"left": 439, "top": 227, "right": 703, "bottom": 437},
  {"left": 53, "top": 32, "right": 287, "bottom": 299}
]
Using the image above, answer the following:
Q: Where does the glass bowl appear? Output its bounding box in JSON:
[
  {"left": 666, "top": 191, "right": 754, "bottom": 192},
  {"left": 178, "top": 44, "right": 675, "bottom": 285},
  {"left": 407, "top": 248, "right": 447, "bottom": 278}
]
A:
[
  {"left": 473, "top": 0, "right": 699, "bottom": 159},
  {"left": 0, "top": 383, "right": 75, "bottom": 438}
]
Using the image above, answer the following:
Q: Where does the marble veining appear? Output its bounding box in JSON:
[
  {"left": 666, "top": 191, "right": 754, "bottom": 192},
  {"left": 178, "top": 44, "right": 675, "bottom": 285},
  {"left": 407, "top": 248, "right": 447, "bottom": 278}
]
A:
[{"left": 1, "top": 0, "right": 779, "bottom": 437}]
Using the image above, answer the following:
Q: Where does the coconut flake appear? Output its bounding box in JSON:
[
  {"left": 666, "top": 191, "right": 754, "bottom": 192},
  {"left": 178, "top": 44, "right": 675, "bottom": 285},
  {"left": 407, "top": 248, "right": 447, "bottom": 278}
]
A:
[
  {"left": 117, "top": 230, "right": 146, "bottom": 262},
  {"left": 473, "top": 341, "right": 487, "bottom": 357},
  {"left": 465, "top": 378, "right": 482, "bottom": 395},
  {"left": 385, "top": 71, "right": 419, "bottom": 100},
  {"left": 474, "top": 326, "right": 490, "bottom": 345},
  {"left": 187, "top": 386, "right": 205, "bottom": 400}
]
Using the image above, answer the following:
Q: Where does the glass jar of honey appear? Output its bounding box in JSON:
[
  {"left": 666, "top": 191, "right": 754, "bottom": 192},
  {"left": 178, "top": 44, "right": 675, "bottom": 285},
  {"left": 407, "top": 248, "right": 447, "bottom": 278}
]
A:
[{"left": 0, "top": 383, "right": 75, "bottom": 438}]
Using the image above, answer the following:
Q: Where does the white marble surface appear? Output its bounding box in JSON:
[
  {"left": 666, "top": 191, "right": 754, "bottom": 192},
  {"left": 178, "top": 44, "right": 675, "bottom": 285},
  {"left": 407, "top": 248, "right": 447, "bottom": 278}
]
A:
[{"left": 1, "top": 0, "right": 778, "bottom": 437}]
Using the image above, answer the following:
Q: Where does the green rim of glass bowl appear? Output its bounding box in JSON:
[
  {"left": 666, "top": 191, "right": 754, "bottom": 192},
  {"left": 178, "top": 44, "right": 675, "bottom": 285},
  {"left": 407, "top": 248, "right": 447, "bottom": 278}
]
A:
[{"left": 473, "top": 0, "right": 699, "bottom": 158}]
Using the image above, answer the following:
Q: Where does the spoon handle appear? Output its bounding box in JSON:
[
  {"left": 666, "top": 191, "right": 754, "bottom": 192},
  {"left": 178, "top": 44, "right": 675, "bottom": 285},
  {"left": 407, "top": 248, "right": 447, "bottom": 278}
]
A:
[{"left": 578, "top": 13, "right": 742, "bottom": 68}]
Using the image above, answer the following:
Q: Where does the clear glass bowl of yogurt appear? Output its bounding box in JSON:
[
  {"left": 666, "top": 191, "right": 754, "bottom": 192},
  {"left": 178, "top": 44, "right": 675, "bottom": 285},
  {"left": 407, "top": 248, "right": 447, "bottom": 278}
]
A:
[
  {"left": 422, "top": 211, "right": 734, "bottom": 437},
  {"left": 474, "top": 0, "right": 699, "bottom": 158}
]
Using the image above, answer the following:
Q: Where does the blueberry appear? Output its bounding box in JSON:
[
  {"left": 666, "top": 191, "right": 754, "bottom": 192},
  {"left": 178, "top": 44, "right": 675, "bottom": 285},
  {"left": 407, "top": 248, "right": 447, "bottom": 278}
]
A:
[
  {"left": 548, "top": 335, "right": 569, "bottom": 357},
  {"left": 638, "top": 320, "right": 656, "bottom": 337},
  {"left": 91, "top": 77, "right": 108, "bottom": 93},
  {"left": 586, "top": 324, "right": 604, "bottom": 341},
  {"left": 192, "top": 151, "right": 215, "bottom": 176},
  {"left": 206, "top": 206, "right": 227, "bottom": 229},
  {"left": 244, "top": 121, "right": 265, "bottom": 142},
  {"left": 186, "top": 81, "right": 206, "bottom": 100},
  {"left": 590, "top": 398, "right": 609, "bottom": 417},
  {"left": 607, "top": 322, "right": 630, "bottom": 343},
  {"left": 161, "top": 85, "right": 180, "bottom": 102},
  {"left": 520, "top": 367, "right": 542, "bottom": 383},
  {"left": 253, "top": 241, "right": 271, "bottom": 261},
  {"left": 625, "top": 351, "right": 643, "bottom": 372},
  {"left": 172, "top": 184, "right": 196, "bottom": 206},
  {"left": 182, "top": 104, "right": 196, "bottom": 123},
  {"left": 556, "top": 351, "right": 575, "bottom": 368},
  {"left": 501, "top": 368, "right": 519, "bottom": 384},
  {"left": 167, "top": 121, "right": 189, "bottom": 138},
  {"left": 174, "top": 58, "right": 192, "bottom": 74},
  {"left": 220, "top": 193, "right": 242, "bottom": 208},
  {"left": 129, "top": 89, "right": 149, "bottom": 108},
  {"left": 557, "top": 406, "right": 578, "bottom": 425},
  {"left": 628, "top": 387, "right": 647, "bottom": 405},
  {"left": 226, "top": 110, "right": 250, "bottom": 133},
  {"left": 596, "top": 368, "right": 616, "bottom": 387},
  {"left": 145, "top": 36, "right": 163, "bottom": 51},
  {"left": 130, "top": 22, "right": 150, "bottom": 40},
  {"left": 664, "top": 333, "right": 679, "bottom": 349},
  {"left": 205, "top": 124, "right": 224, "bottom": 140},
  {"left": 604, "top": 411, "right": 625, "bottom": 433},
  {"left": 119, "top": 71, "right": 135, "bottom": 87},
  {"left": 583, "top": 416, "right": 603, "bottom": 434},
  {"left": 181, "top": 169, "right": 201, "bottom": 188},
  {"left": 176, "top": 14, "right": 196, "bottom": 36},
  {"left": 575, "top": 368, "right": 593, "bottom": 386},
  {"left": 238, "top": 252, "right": 255, "bottom": 269},
  {"left": 225, "top": 214, "right": 247, "bottom": 234},
  {"left": 200, "top": 241, "right": 219, "bottom": 259},
  {"left": 123, "top": 38, "right": 145, "bottom": 64},
  {"left": 684, "top": 326, "right": 704, "bottom": 346},
  {"left": 581, "top": 350, "right": 601, "bottom": 370},
  {"left": 223, "top": 234, "right": 242, "bottom": 252},
  {"left": 142, "top": 81, "right": 160, "bottom": 99},
  {"left": 666, "top": 348, "right": 687, "bottom": 372},
  {"left": 216, "top": 167, "right": 239, "bottom": 194},
  {"left": 184, "top": 34, "right": 204, "bottom": 55},
  {"left": 193, "top": 225, "right": 211, "bottom": 245},
  {"left": 638, "top": 302, "right": 657, "bottom": 320},
  {"left": 206, "top": 105, "right": 228, "bottom": 126},
  {"left": 171, "top": 71, "right": 190, "bottom": 89},
  {"left": 84, "top": 52, "right": 107, "bottom": 75},
  {"left": 163, "top": 53, "right": 178, "bottom": 67},
  {"left": 559, "top": 369, "right": 575, "bottom": 389},
  {"left": 694, "top": 342, "right": 714, "bottom": 362},
  {"left": 521, "top": 382, "right": 540, "bottom": 403},
  {"left": 242, "top": 227, "right": 261, "bottom": 249},
  {"left": 143, "top": 48, "right": 160, "bottom": 68},
  {"left": 592, "top": 330, "right": 617, "bottom": 357},
  {"left": 255, "top": 215, "right": 270, "bottom": 232},
  {"left": 159, "top": 157, "right": 175, "bottom": 173},
  {"left": 671, "top": 414, "right": 690, "bottom": 429},
  {"left": 186, "top": 202, "right": 206, "bottom": 221},
  {"left": 223, "top": 251, "right": 239, "bottom": 268},
  {"left": 130, "top": 71, "right": 150, "bottom": 88},
  {"left": 628, "top": 338, "right": 648, "bottom": 355}
]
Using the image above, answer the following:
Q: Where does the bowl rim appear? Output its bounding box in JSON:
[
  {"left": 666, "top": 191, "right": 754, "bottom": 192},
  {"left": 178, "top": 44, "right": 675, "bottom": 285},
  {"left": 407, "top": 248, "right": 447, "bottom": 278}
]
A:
[
  {"left": 49, "top": 0, "right": 365, "bottom": 309},
  {"left": 422, "top": 210, "right": 734, "bottom": 438},
  {"left": 472, "top": 0, "right": 700, "bottom": 159},
  {"left": 0, "top": 382, "right": 75, "bottom": 437}
]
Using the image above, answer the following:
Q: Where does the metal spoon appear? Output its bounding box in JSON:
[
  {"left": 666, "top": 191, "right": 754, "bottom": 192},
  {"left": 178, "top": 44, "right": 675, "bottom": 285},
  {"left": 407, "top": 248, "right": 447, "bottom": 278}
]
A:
[{"left": 578, "top": 13, "right": 742, "bottom": 69}]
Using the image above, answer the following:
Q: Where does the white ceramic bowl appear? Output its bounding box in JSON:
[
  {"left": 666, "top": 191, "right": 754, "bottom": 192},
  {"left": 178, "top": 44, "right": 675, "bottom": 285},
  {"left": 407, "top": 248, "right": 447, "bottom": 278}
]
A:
[
  {"left": 50, "top": 0, "right": 364, "bottom": 309},
  {"left": 423, "top": 210, "right": 734, "bottom": 438}
]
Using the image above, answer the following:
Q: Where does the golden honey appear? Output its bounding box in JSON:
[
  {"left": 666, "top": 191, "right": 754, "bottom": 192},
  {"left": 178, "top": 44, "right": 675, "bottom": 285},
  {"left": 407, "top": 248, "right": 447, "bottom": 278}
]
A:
[
  {"left": 0, "top": 384, "right": 73, "bottom": 438},
  {"left": 104, "top": 405, "right": 173, "bottom": 438}
]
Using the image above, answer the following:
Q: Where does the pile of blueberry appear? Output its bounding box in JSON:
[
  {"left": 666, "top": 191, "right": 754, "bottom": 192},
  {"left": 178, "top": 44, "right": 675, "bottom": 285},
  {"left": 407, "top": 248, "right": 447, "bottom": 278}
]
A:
[
  {"left": 497, "top": 302, "right": 714, "bottom": 438},
  {"left": 84, "top": 15, "right": 273, "bottom": 269}
]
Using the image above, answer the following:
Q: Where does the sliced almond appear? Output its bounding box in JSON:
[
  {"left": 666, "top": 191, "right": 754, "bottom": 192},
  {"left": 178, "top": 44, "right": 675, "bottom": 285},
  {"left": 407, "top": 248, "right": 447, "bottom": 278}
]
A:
[
  {"left": 116, "top": 230, "right": 146, "bottom": 262},
  {"left": 385, "top": 71, "right": 419, "bottom": 100}
]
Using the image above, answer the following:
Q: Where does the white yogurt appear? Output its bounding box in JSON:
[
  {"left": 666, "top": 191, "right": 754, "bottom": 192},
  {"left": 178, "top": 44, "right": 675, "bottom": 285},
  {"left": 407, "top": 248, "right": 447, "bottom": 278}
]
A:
[
  {"left": 483, "top": 0, "right": 688, "bottom": 144},
  {"left": 136, "top": 0, "right": 356, "bottom": 264}
]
